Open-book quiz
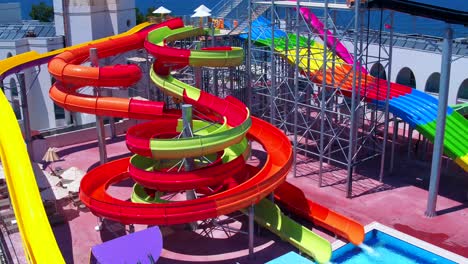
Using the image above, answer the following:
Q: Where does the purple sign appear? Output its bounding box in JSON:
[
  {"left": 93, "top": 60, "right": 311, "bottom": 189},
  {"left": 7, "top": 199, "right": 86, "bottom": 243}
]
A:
[{"left": 91, "top": 226, "right": 163, "bottom": 264}]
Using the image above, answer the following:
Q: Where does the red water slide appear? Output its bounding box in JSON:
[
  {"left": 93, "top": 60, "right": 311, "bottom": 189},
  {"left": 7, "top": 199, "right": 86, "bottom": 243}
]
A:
[{"left": 79, "top": 115, "right": 292, "bottom": 225}]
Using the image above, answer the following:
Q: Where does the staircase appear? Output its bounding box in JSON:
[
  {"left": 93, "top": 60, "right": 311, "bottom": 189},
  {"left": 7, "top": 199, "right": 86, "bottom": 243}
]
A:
[
  {"left": 212, "top": 0, "right": 244, "bottom": 18},
  {"left": 229, "top": 5, "right": 270, "bottom": 35},
  {"left": 0, "top": 181, "right": 17, "bottom": 234}
]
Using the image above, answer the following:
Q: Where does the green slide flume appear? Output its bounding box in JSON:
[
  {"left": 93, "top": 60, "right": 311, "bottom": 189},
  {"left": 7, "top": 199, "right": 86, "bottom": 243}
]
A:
[{"left": 252, "top": 199, "right": 332, "bottom": 264}]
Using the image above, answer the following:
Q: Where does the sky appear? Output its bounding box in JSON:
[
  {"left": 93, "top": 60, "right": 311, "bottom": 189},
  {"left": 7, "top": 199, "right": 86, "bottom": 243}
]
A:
[{"left": 1, "top": 0, "right": 466, "bottom": 19}]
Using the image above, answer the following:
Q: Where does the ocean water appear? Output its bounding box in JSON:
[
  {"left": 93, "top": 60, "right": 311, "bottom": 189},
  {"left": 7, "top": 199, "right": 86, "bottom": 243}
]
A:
[{"left": 1, "top": 0, "right": 466, "bottom": 38}]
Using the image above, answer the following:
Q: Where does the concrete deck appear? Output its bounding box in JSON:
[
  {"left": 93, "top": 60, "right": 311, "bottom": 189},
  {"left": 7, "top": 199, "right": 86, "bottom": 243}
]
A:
[{"left": 3, "top": 132, "right": 468, "bottom": 263}]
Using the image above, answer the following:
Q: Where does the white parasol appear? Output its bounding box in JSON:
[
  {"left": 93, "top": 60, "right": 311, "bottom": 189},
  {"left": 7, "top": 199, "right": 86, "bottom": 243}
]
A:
[{"left": 152, "top": 6, "right": 171, "bottom": 14}]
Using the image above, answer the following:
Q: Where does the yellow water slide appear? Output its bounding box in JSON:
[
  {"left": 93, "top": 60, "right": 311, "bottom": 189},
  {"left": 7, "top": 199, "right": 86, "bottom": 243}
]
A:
[
  {"left": 0, "top": 22, "right": 155, "bottom": 263},
  {"left": 0, "top": 90, "right": 65, "bottom": 263}
]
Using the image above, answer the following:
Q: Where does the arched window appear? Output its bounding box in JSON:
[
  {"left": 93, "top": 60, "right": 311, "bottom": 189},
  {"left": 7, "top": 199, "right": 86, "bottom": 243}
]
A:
[
  {"left": 6, "top": 52, "right": 13, "bottom": 58},
  {"left": 425, "top": 72, "right": 440, "bottom": 95},
  {"left": 396, "top": 67, "right": 416, "bottom": 88},
  {"left": 9, "top": 78, "right": 21, "bottom": 119},
  {"left": 51, "top": 77, "right": 65, "bottom": 120},
  {"left": 370, "top": 63, "right": 387, "bottom": 80},
  {"left": 457, "top": 79, "right": 468, "bottom": 103},
  {"left": 9, "top": 78, "right": 18, "bottom": 96}
]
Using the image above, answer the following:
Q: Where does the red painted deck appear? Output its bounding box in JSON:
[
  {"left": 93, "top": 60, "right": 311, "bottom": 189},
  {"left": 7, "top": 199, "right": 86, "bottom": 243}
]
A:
[{"left": 6, "top": 132, "right": 468, "bottom": 263}]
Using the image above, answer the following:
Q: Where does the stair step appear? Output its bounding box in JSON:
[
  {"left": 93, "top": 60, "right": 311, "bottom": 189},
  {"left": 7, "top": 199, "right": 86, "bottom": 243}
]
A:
[
  {"left": 0, "top": 199, "right": 10, "bottom": 209},
  {"left": 6, "top": 224, "right": 18, "bottom": 234}
]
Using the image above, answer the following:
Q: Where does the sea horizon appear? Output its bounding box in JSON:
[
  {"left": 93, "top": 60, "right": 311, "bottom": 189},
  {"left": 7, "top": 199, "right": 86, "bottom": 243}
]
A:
[{"left": 0, "top": 0, "right": 466, "bottom": 38}]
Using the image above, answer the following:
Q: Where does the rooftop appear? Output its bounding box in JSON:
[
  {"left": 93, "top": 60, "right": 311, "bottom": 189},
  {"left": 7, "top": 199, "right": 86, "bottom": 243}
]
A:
[{"left": 0, "top": 21, "right": 55, "bottom": 40}]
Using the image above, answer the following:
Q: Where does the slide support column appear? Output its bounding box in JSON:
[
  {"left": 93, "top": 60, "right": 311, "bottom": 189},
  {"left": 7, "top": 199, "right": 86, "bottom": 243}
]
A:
[
  {"left": 379, "top": 11, "right": 394, "bottom": 181},
  {"left": 346, "top": 0, "right": 361, "bottom": 198},
  {"left": 248, "top": 204, "right": 255, "bottom": 258},
  {"left": 182, "top": 104, "right": 197, "bottom": 229},
  {"left": 319, "top": 0, "right": 329, "bottom": 187},
  {"left": 18, "top": 72, "right": 33, "bottom": 156},
  {"left": 90, "top": 48, "right": 107, "bottom": 165},
  {"left": 425, "top": 25, "right": 452, "bottom": 217}
]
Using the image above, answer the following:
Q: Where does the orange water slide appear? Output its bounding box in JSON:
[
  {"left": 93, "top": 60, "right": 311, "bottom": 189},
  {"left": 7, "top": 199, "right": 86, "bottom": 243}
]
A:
[
  {"left": 274, "top": 182, "right": 364, "bottom": 245},
  {"left": 48, "top": 19, "right": 184, "bottom": 120}
]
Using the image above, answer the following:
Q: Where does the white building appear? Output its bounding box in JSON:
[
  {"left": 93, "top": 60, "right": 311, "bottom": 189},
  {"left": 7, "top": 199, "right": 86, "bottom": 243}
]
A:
[{"left": 1, "top": 0, "right": 136, "bottom": 131}]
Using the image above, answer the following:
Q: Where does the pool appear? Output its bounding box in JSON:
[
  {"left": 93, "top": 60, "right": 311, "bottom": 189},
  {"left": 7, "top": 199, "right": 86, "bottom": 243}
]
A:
[{"left": 331, "top": 223, "right": 466, "bottom": 264}]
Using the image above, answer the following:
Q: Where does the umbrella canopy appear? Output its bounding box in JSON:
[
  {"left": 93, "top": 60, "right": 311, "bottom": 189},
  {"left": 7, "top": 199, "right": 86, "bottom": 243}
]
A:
[
  {"left": 191, "top": 9, "right": 211, "bottom": 18},
  {"left": 194, "top": 4, "right": 211, "bottom": 13},
  {"left": 42, "top": 147, "right": 60, "bottom": 163},
  {"left": 152, "top": 6, "right": 171, "bottom": 14}
]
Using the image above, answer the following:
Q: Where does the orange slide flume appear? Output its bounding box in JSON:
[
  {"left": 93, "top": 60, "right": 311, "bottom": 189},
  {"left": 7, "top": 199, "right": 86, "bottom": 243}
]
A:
[{"left": 275, "top": 182, "right": 365, "bottom": 245}]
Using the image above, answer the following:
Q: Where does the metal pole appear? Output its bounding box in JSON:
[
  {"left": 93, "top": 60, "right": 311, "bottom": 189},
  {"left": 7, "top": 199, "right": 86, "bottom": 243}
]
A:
[
  {"left": 378, "top": 11, "right": 394, "bottom": 182},
  {"left": 246, "top": 0, "right": 253, "bottom": 109},
  {"left": 182, "top": 104, "right": 197, "bottom": 228},
  {"left": 346, "top": 0, "right": 361, "bottom": 198},
  {"left": 248, "top": 205, "right": 255, "bottom": 258},
  {"left": 292, "top": 0, "right": 300, "bottom": 179},
  {"left": 270, "top": 0, "right": 276, "bottom": 126},
  {"left": 107, "top": 89, "right": 116, "bottom": 139},
  {"left": 182, "top": 104, "right": 196, "bottom": 182},
  {"left": 90, "top": 48, "right": 108, "bottom": 165},
  {"left": 407, "top": 127, "right": 413, "bottom": 159},
  {"left": 425, "top": 25, "right": 452, "bottom": 217},
  {"left": 390, "top": 118, "right": 397, "bottom": 173},
  {"left": 319, "top": 0, "right": 329, "bottom": 187},
  {"left": 17, "top": 73, "right": 33, "bottom": 156}
]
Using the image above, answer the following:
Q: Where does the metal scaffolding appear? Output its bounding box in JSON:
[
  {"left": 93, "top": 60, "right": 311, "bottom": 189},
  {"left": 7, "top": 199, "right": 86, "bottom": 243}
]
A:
[{"left": 246, "top": 0, "right": 396, "bottom": 197}]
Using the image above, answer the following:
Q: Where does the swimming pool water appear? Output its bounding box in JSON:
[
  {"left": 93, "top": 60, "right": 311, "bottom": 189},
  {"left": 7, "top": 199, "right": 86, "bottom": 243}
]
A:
[{"left": 331, "top": 229, "right": 457, "bottom": 264}]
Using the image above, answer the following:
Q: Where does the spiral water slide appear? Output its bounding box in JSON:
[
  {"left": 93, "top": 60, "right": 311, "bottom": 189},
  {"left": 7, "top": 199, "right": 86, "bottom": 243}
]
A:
[
  {"left": 0, "top": 22, "right": 165, "bottom": 263},
  {"left": 47, "top": 17, "right": 295, "bottom": 236}
]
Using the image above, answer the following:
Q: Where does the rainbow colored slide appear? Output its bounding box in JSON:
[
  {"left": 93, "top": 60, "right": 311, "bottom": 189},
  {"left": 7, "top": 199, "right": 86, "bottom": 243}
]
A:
[{"left": 244, "top": 12, "right": 468, "bottom": 171}]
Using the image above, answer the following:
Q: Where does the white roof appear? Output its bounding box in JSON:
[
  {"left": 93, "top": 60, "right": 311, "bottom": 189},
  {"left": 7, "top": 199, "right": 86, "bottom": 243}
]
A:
[
  {"left": 191, "top": 9, "right": 211, "bottom": 18},
  {"left": 152, "top": 6, "right": 171, "bottom": 14},
  {"left": 194, "top": 4, "right": 211, "bottom": 13}
]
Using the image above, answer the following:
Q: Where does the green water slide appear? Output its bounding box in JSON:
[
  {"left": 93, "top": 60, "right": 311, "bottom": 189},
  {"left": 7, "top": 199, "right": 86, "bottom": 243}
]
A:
[{"left": 253, "top": 199, "right": 332, "bottom": 264}]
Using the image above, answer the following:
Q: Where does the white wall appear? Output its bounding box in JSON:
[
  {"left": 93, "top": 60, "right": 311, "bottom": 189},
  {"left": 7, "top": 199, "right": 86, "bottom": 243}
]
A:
[
  {"left": 52, "top": 0, "right": 137, "bottom": 126},
  {"left": 20, "top": 37, "right": 64, "bottom": 131}
]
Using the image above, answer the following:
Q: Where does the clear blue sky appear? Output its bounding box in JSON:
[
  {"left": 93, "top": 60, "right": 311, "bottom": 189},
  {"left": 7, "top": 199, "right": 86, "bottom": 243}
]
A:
[{"left": 1, "top": 0, "right": 467, "bottom": 19}]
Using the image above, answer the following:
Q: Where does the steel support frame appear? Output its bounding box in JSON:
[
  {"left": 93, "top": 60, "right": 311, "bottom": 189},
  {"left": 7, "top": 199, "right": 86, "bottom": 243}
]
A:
[{"left": 248, "top": 1, "right": 392, "bottom": 197}]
